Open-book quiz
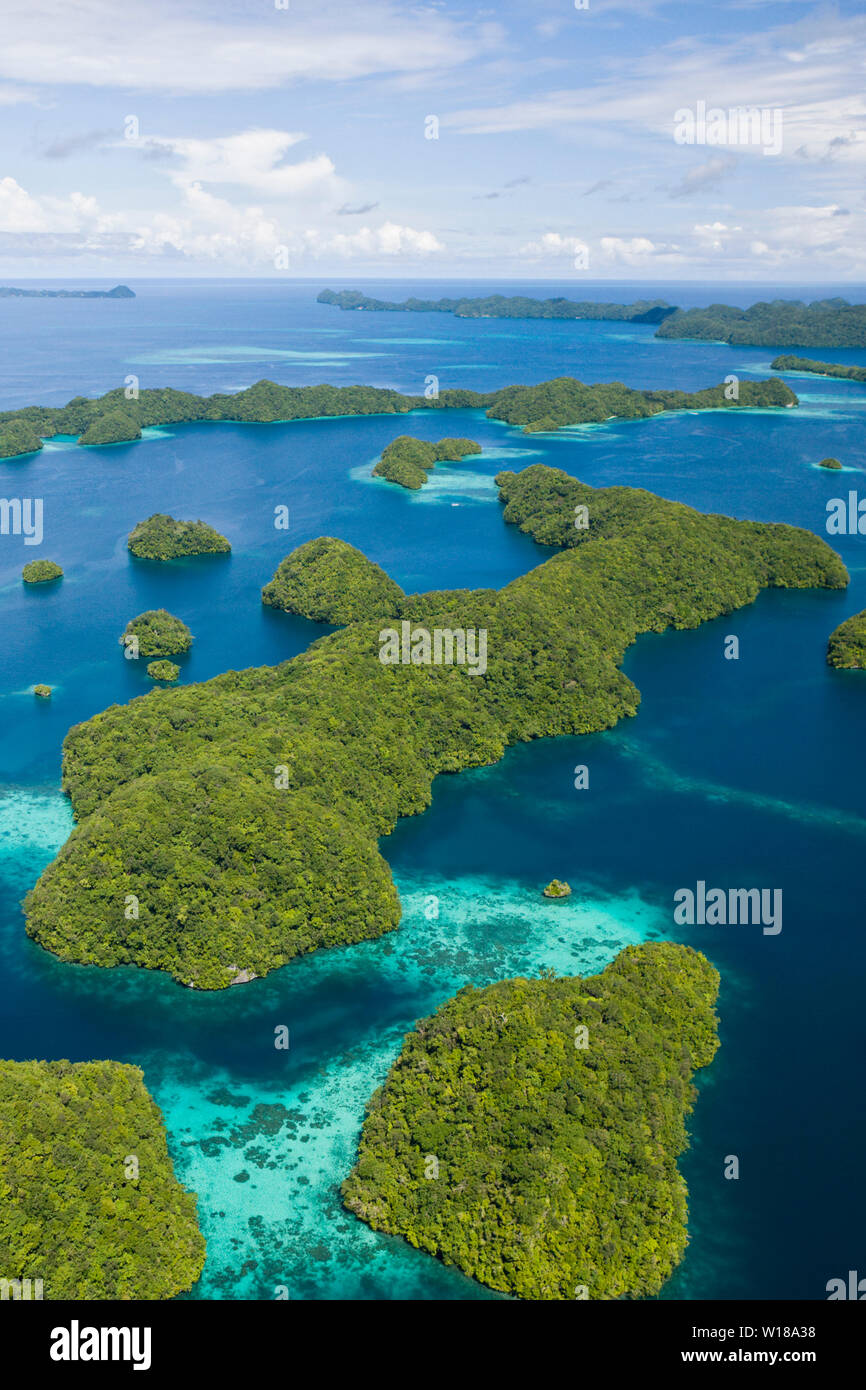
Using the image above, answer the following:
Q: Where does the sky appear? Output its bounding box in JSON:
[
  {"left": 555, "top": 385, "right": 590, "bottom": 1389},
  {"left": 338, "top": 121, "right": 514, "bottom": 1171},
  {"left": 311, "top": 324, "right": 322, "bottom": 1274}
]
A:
[{"left": 0, "top": 0, "right": 864, "bottom": 281}]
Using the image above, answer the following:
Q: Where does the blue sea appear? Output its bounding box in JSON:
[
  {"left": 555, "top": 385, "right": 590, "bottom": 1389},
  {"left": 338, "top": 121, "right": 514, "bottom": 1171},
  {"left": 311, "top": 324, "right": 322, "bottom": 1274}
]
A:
[{"left": 1, "top": 278, "right": 864, "bottom": 1300}]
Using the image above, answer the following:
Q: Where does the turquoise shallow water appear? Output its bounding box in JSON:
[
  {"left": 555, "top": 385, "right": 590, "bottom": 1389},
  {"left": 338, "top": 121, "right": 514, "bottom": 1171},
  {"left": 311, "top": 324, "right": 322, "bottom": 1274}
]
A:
[{"left": 1, "top": 279, "right": 865, "bottom": 1299}]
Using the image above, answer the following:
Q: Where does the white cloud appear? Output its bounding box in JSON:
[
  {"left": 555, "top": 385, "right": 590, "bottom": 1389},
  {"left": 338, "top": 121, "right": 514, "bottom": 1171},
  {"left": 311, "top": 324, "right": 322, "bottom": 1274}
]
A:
[
  {"left": 0, "top": 176, "right": 121, "bottom": 236},
  {"left": 444, "top": 11, "right": 866, "bottom": 166},
  {"left": 137, "top": 130, "right": 337, "bottom": 199},
  {"left": 307, "top": 222, "right": 444, "bottom": 258},
  {"left": 0, "top": 0, "right": 497, "bottom": 93},
  {"left": 519, "top": 232, "right": 590, "bottom": 258},
  {"left": 0, "top": 174, "right": 442, "bottom": 267},
  {"left": 598, "top": 236, "right": 668, "bottom": 265}
]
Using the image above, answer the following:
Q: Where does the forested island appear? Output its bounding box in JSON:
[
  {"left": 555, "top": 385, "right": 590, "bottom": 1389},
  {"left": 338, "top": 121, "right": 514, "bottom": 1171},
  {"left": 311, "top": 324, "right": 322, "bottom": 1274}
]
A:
[
  {"left": 262, "top": 536, "right": 404, "bottom": 624},
  {"left": 320, "top": 290, "right": 866, "bottom": 346},
  {"left": 827, "top": 611, "right": 866, "bottom": 669},
  {"left": 22, "top": 560, "right": 63, "bottom": 584},
  {"left": 121, "top": 609, "right": 192, "bottom": 658},
  {"left": 772, "top": 355, "right": 866, "bottom": 384},
  {"left": 0, "top": 373, "right": 798, "bottom": 458},
  {"left": 147, "top": 660, "right": 181, "bottom": 682},
  {"left": 318, "top": 289, "right": 677, "bottom": 323},
  {"left": 128, "top": 513, "right": 231, "bottom": 561},
  {"left": 0, "top": 284, "right": 134, "bottom": 299},
  {"left": 0, "top": 1058, "right": 204, "bottom": 1299},
  {"left": 25, "top": 467, "right": 846, "bottom": 989},
  {"left": 656, "top": 299, "right": 866, "bottom": 347},
  {"left": 342, "top": 942, "right": 719, "bottom": 1299},
  {"left": 373, "top": 435, "right": 481, "bottom": 489}
]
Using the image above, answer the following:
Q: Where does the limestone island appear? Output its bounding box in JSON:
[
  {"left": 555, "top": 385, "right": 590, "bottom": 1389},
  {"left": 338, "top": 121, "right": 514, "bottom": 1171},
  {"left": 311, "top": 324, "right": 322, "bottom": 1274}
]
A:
[
  {"left": 342, "top": 942, "right": 720, "bottom": 1299},
  {"left": 543, "top": 879, "right": 572, "bottom": 898},
  {"left": 33, "top": 685, "right": 52, "bottom": 699},
  {"left": 147, "top": 660, "right": 181, "bottom": 682},
  {"left": 263, "top": 536, "right": 404, "bottom": 624},
  {"left": 22, "top": 560, "right": 63, "bottom": 583},
  {"left": 657, "top": 299, "right": 866, "bottom": 348},
  {"left": 24, "top": 466, "right": 847, "bottom": 990},
  {"left": 373, "top": 436, "right": 482, "bottom": 490},
  {"left": 0, "top": 421, "right": 43, "bottom": 458},
  {"left": 79, "top": 407, "right": 142, "bottom": 447},
  {"left": 0, "top": 284, "right": 134, "bottom": 299},
  {"left": 318, "top": 288, "right": 678, "bottom": 324},
  {"left": 129, "top": 513, "right": 231, "bottom": 561},
  {"left": 121, "top": 609, "right": 192, "bottom": 658},
  {"left": 819, "top": 457, "right": 843, "bottom": 470},
  {"left": 772, "top": 355, "right": 866, "bottom": 384},
  {"left": 0, "top": 373, "right": 799, "bottom": 458},
  {"left": 827, "top": 611, "right": 866, "bottom": 669},
  {"left": 0, "top": 1058, "right": 204, "bottom": 1299}
]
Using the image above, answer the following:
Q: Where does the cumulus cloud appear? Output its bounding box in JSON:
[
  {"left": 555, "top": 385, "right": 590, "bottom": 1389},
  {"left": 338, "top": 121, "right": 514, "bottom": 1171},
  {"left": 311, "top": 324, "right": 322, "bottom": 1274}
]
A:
[
  {"left": 0, "top": 174, "right": 442, "bottom": 267},
  {"left": 135, "top": 130, "right": 337, "bottom": 199},
  {"left": 519, "top": 231, "right": 590, "bottom": 259},
  {"left": 316, "top": 222, "right": 443, "bottom": 257}
]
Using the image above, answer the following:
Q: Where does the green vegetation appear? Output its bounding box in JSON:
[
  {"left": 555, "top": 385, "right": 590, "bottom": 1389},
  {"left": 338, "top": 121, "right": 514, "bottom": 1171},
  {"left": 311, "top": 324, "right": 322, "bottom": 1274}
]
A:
[
  {"left": 486, "top": 376, "right": 796, "bottom": 433},
  {"left": 0, "top": 284, "right": 134, "bottom": 299},
  {"left": 819, "top": 457, "right": 843, "bottom": 470},
  {"left": 78, "top": 408, "right": 142, "bottom": 447},
  {"left": 318, "top": 288, "right": 677, "bottom": 323},
  {"left": 0, "top": 420, "right": 43, "bottom": 458},
  {"left": 147, "top": 660, "right": 181, "bottom": 682},
  {"left": 373, "top": 435, "right": 482, "bottom": 489},
  {"left": 25, "top": 466, "right": 846, "bottom": 989},
  {"left": 22, "top": 560, "right": 63, "bottom": 583},
  {"left": 772, "top": 355, "right": 866, "bottom": 384},
  {"left": 121, "top": 610, "right": 192, "bottom": 658},
  {"left": 827, "top": 611, "right": 866, "bottom": 669},
  {"left": 657, "top": 299, "right": 866, "bottom": 347},
  {"left": 0, "top": 1058, "right": 204, "bottom": 1300},
  {"left": 128, "top": 513, "right": 231, "bottom": 561},
  {"left": 0, "top": 373, "right": 798, "bottom": 457},
  {"left": 33, "top": 685, "right": 52, "bottom": 699},
  {"left": 342, "top": 941, "right": 720, "bottom": 1300},
  {"left": 543, "top": 879, "right": 571, "bottom": 898},
  {"left": 262, "top": 536, "right": 405, "bottom": 624}
]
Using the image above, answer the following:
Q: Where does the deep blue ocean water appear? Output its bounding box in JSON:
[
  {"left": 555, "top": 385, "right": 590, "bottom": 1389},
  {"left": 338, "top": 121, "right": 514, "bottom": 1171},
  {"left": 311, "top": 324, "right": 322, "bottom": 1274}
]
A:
[{"left": 1, "top": 279, "right": 864, "bottom": 1300}]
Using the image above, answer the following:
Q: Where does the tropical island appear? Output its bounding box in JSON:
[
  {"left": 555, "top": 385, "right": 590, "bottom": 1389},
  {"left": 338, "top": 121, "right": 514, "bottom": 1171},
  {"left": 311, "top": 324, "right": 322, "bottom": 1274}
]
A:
[
  {"left": 317, "top": 288, "right": 678, "bottom": 324},
  {"left": 373, "top": 436, "right": 482, "bottom": 489},
  {"left": 342, "top": 941, "right": 719, "bottom": 1300},
  {"left": 121, "top": 609, "right": 193, "bottom": 658},
  {"left": 33, "top": 685, "right": 52, "bottom": 699},
  {"left": 0, "top": 420, "right": 43, "bottom": 459},
  {"left": 0, "top": 284, "right": 135, "bottom": 299},
  {"left": 24, "top": 466, "right": 847, "bottom": 989},
  {"left": 262, "top": 536, "right": 404, "bottom": 624},
  {"left": 656, "top": 299, "right": 866, "bottom": 348},
  {"left": 79, "top": 407, "right": 142, "bottom": 447},
  {"left": 147, "top": 660, "right": 181, "bottom": 682},
  {"left": 0, "top": 1058, "right": 204, "bottom": 1299},
  {"left": 320, "top": 290, "right": 866, "bottom": 347},
  {"left": 128, "top": 513, "right": 231, "bottom": 561},
  {"left": 543, "top": 879, "right": 571, "bottom": 898},
  {"left": 22, "top": 560, "right": 63, "bottom": 583},
  {"left": 0, "top": 374, "right": 799, "bottom": 458},
  {"left": 818, "top": 457, "right": 843, "bottom": 470},
  {"left": 771, "top": 354, "right": 866, "bottom": 384},
  {"left": 827, "top": 611, "right": 866, "bottom": 669}
]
